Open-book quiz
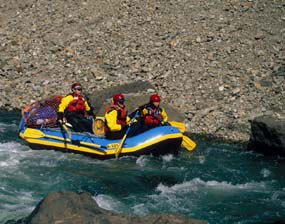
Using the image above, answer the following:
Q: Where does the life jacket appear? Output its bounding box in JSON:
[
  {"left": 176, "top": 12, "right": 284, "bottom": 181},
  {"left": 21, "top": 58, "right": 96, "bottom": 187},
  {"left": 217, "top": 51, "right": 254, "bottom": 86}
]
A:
[
  {"left": 105, "top": 103, "right": 127, "bottom": 125},
  {"left": 66, "top": 94, "right": 86, "bottom": 113},
  {"left": 143, "top": 103, "right": 163, "bottom": 127}
]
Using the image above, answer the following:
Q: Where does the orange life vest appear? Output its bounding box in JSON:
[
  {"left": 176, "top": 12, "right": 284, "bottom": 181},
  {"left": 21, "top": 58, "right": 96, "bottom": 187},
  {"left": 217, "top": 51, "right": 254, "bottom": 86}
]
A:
[
  {"left": 67, "top": 94, "right": 86, "bottom": 113},
  {"left": 105, "top": 103, "right": 127, "bottom": 125},
  {"left": 144, "top": 104, "right": 163, "bottom": 126}
]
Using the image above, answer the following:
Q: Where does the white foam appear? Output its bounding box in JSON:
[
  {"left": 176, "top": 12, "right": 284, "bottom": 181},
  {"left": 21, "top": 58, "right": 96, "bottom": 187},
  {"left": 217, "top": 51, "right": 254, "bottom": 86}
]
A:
[
  {"left": 0, "top": 159, "right": 20, "bottom": 167},
  {"left": 0, "top": 122, "right": 18, "bottom": 133},
  {"left": 35, "top": 152, "right": 71, "bottom": 167},
  {"left": 0, "top": 206, "right": 34, "bottom": 224},
  {"left": 162, "top": 154, "right": 174, "bottom": 162},
  {"left": 0, "top": 190, "right": 36, "bottom": 210},
  {"left": 0, "top": 142, "right": 27, "bottom": 168},
  {"left": 17, "top": 191, "right": 35, "bottom": 203},
  {"left": 198, "top": 155, "right": 206, "bottom": 164},
  {"left": 131, "top": 203, "right": 148, "bottom": 216},
  {"left": 261, "top": 168, "right": 271, "bottom": 178},
  {"left": 93, "top": 194, "right": 125, "bottom": 212},
  {"left": 156, "top": 180, "right": 197, "bottom": 194},
  {"left": 0, "top": 142, "right": 36, "bottom": 186},
  {"left": 136, "top": 156, "right": 148, "bottom": 167},
  {"left": 0, "top": 142, "right": 24, "bottom": 152},
  {"left": 166, "top": 166, "right": 185, "bottom": 173},
  {"left": 37, "top": 160, "right": 59, "bottom": 167},
  {"left": 156, "top": 178, "right": 267, "bottom": 194}
]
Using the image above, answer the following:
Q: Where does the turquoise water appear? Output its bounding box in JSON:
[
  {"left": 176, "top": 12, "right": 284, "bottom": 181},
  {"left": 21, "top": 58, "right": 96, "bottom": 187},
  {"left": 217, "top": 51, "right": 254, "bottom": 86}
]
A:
[{"left": 0, "top": 111, "right": 284, "bottom": 224}]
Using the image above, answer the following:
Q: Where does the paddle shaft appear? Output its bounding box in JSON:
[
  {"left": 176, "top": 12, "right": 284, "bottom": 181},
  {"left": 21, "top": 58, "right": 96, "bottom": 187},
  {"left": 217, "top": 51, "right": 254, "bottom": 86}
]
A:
[
  {"left": 115, "top": 111, "right": 139, "bottom": 158},
  {"left": 24, "top": 128, "right": 105, "bottom": 153},
  {"left": 58, "top": 120, "right": 72, "bottom": 139}
]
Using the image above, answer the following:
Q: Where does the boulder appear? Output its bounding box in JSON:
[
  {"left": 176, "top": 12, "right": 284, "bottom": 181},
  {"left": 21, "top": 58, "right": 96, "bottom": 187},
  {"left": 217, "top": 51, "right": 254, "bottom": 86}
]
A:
[
  {"left": 248, "top": 116, "right": 285, "bottom": 156},
  {"left": 23, "top": 192, "right": 207, "bottom": 224},
  {"left": 87, "top": 80, "right": 154, "bottom": 114},
  {"left": 87, "top": 81, "right": 185, "bottom": 122}
]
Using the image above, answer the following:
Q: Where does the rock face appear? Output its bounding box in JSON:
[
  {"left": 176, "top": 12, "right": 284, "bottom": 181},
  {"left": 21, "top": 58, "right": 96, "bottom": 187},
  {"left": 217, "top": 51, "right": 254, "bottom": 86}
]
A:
[
  {"left": 87, "top": 81, "right": 186, "bottom": 122},
  {"left": 248, "top": 116, "right": 285, "bottom": 156},
  {"left": 0, "top": 0, "right": 284, "bottom": 143},
  {"left": 22, "top": 192, "right": 207, "bottom": 224},
  {"left": 87, "top": 80, "right": 155, "bottom": 115}
]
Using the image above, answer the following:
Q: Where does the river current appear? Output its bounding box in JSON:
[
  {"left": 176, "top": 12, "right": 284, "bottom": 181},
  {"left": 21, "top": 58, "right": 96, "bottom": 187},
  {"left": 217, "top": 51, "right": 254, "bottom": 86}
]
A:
[{"left": 0, "top": 111, "right": 284, "bottom": 224}]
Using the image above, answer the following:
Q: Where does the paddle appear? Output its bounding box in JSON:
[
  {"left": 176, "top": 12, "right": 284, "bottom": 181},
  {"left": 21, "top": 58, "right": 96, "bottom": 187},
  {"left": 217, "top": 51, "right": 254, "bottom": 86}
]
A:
[
  {"left": 169, "top": 121, "right": 185, "bottom": 133},
  {"left": 23, "top": 128, "right": 105, "bottom": 152},
  {"left": 182, "top": 135, "right": 196, "bottom": 151},
  {"left": 167, "top": 121, "right": 196, "bottom": 151},
  {"left": 24, "top": 128, "right": 71, "bottom": 142},
  {"left": 115, "top": 111, "right": 139, "bottom": 159},
  {"left": 58, "top": 120, "right": 72, "bottom": 140}
]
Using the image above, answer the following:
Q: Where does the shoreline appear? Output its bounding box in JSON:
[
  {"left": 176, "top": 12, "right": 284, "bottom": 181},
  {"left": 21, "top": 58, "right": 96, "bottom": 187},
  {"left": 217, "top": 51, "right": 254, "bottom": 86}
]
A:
[{"left": 2, "top": 107, "right": 249, "bottom": 149}]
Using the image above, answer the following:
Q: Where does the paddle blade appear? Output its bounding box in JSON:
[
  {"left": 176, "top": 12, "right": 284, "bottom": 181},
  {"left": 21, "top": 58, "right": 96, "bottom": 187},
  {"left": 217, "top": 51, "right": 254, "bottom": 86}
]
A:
[
  {"left": 23, "top": 128, "right": 45, "bottom": 139},
  {"left": 169, "top": 121, "right": 185, "bottom": 133},
  {"left": 182, "top": 135, "right": 196, "bottom": 151}
]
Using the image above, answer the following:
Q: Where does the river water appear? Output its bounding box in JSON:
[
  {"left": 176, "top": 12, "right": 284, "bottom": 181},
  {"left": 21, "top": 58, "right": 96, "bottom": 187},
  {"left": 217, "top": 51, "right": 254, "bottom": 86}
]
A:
[{"left": 0, "top": 111, "right": 284, "bottom": 224}]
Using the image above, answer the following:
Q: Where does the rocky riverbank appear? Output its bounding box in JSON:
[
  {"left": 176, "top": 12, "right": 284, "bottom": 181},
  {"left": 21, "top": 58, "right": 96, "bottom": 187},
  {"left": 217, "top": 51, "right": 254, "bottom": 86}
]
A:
[{"left": 0, "top": 0, "right": 284, "bottom": 143}]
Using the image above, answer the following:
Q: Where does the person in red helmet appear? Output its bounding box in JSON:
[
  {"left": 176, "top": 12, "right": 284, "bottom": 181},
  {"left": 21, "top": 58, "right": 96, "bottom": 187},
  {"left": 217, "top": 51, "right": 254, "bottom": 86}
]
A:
[
  {"left": 130, "top": 93, "right": 168, "bottom": 131},
  {"left": 57, "top": 83, "right": 95, "bottom": 133},
  {"left": 104, "top": 93, "right": 131, "bottom": 139}
]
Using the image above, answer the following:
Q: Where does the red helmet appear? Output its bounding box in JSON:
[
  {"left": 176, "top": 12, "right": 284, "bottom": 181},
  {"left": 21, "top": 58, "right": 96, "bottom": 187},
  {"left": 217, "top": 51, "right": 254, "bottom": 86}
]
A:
[
  {"left": 150, "top": 94, "right": 161, "bottom": 103},
  {"left": 113, "top": 93, "right": 125, "bottom": 103},
  {"left": 71, "top": 83, "right": 82, "bottom": 90}
]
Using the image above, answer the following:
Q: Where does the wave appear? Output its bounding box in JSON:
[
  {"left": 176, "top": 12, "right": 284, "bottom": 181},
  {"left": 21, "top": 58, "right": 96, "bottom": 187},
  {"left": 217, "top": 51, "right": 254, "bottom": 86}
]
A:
[
  {"left": 0, "top": 122, "right": 18, "bottom": 133},
  {"left": 136, "top": 155, "right": 150, "bottom": 167},
  {"left": 93, "top": 194, "right": 126, "bottom": 212},
  {"left": 271, "top": 190, "right": 285, "bottom": 207},
  {"left": 0, "top": 190, "right": 35, "bottom": 224},
  {"left": 155, "top": 178, "right": 268, "bottom": 194},
  {"left": 0, "top": 142, "right": 29, "bottom": 168},
  {"left": 94, "top": 194, "right": 151, "bottom": 216},
  {"left": 161, "top": 154, "right": 174, "bottom": 162},
  {"left": 0, "top": 141, "right": 24, "bottom": 152},
  {"left": 261, "top": 168, "right": 271, "bottom": 178}
]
